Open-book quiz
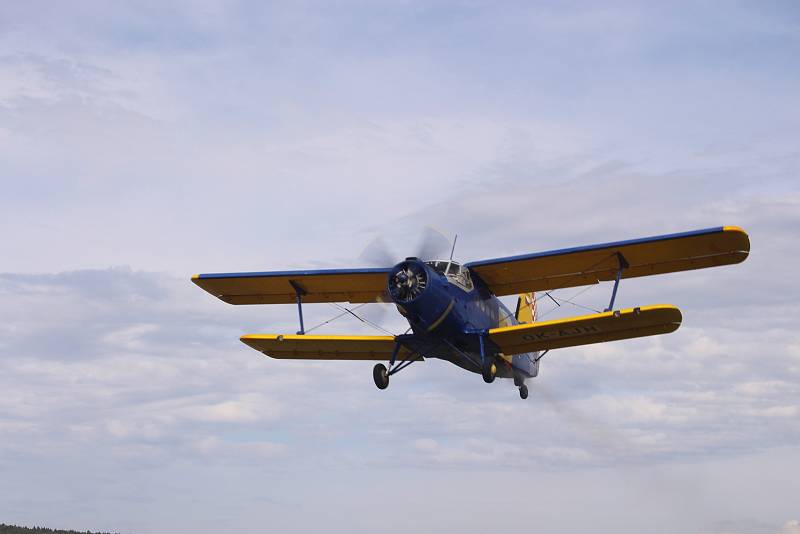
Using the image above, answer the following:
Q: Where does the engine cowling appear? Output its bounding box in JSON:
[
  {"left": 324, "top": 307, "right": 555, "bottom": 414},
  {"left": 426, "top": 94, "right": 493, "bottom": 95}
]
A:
[
  {"left": 387, "top": 258, "right": 456, "bottom": 335},
  {"left": 388, "top": 258, "right": 428, "bottom": 303}
]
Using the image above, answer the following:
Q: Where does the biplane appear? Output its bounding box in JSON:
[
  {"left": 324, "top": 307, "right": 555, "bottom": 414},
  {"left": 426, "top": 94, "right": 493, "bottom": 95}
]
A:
[{"left": 192, "top": 226, "right": 749, "bottom": 399}]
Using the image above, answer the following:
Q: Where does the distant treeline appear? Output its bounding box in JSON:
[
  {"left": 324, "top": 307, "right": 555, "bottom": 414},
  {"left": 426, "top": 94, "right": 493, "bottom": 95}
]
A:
[{"left": 0, "top": 524, "right": 118, "bottom": 534}]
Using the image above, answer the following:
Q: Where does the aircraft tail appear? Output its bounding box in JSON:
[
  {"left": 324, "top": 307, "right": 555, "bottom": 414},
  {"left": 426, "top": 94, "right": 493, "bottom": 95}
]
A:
[
  {"left": 514, "top": 292, "right": 537, "bottom": 324},
  {"left": 513, "top": 293, "right": 540, "bottom": 379}
]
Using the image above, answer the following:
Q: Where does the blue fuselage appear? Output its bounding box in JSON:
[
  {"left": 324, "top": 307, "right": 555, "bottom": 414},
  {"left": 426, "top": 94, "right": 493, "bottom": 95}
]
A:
[{"left": 388, "top": 259, "right": 538, "bottom": 379}]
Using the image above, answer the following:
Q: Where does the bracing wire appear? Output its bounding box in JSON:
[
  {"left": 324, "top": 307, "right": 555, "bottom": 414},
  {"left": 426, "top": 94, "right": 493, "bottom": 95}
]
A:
[
  {"left": 329, "top": 302, "right": 395, "bottom": 336},
  {"left": 304, "top": 302, "right": 371, "bottom": 334},
  {"left": 536, "top": 285, "right": 601, "bottom": 319},
  {"left": 494, "top": 251, "right": 619, "bottom": 325}
]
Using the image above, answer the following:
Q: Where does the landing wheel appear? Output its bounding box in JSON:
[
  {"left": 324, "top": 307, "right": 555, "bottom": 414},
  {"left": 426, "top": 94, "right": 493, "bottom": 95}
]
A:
[
  {"left": 481, "top": 360, "right": 497, "bottom": 384},
  {"left": 373, "top": 363, "right": 389, "bottom": 390},
  {"left": 519, "top": 384, "right": 529, "bottom": 400}
]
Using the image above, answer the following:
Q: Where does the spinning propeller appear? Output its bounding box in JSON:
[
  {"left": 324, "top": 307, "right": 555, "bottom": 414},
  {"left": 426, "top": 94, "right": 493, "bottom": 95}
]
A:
[
  {"left": 357, "top": 226, "right": 453, "bottom": 316},
  {"left": 358, "top": 226, "right": 452, "bottom": 267}
]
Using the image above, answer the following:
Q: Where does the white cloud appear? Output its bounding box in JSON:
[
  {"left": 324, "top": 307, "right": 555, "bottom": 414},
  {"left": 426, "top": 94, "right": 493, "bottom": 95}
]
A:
[
  {"left": 175, "top": 394, "right": 283, "bottom": 423},
  {"left": 191, "top": 435, "right": 286, "bottom": 459}
]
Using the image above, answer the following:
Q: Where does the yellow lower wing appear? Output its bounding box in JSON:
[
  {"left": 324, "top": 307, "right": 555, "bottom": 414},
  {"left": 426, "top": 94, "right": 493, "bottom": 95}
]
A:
[
  {"left": 488, "top": 304, "right": 682, "bottom": 355},
  {"left": 240, "top": 334, "right": 420, "bottom": 361}
]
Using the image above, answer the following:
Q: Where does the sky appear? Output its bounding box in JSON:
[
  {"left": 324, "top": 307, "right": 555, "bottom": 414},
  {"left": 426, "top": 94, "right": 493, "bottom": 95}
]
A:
[{"left": 1, "top": 1, "right": 799, "bottom": 533}]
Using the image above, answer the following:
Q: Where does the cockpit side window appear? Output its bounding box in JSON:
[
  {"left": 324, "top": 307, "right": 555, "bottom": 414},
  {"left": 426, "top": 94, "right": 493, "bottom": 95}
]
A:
[{"left": 454, "top": 267, "right": 473, "bottom": 291}]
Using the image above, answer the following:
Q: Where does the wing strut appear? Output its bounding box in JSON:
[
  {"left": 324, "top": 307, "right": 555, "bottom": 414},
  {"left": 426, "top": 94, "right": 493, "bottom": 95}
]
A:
[
  {"left": 604, "top": 252, "right": 630, "bottom": 312},
  {"left": 289, "top": 280, "right": 306, "bottom": 334}
]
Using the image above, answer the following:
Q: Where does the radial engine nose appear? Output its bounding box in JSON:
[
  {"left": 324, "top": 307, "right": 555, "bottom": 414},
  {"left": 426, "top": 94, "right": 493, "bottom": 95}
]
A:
[{"left": 388, "top": 260, "right": 428, "bottom": 303}]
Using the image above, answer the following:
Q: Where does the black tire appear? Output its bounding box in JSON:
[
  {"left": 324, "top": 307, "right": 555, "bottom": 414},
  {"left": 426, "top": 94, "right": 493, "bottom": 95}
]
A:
[
  {"left": 519, "top": 384, "right": 529, "bottom": 400},
  {"left": 373, "top": 363, "right": 389, "bottom": 390},
  {"left": 481, "top": 359, "right": 496, "bottom": 384}
]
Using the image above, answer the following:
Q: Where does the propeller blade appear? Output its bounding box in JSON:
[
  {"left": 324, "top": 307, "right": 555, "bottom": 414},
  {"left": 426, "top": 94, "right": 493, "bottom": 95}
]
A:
[
  {"left": 415, "top": 226, "right": 452, "bottom": 261},
  {"left": 358, "top": 235, "right": 397, "bottom": 267}
]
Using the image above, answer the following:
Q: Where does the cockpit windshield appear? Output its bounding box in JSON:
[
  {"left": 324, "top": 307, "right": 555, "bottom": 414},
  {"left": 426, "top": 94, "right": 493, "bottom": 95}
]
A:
[
  {"left": 425, "top": 260, "right": 473, "bottom": 290},
  {"left": 427, "top": 260, "right": 452, "bottom": 275}
]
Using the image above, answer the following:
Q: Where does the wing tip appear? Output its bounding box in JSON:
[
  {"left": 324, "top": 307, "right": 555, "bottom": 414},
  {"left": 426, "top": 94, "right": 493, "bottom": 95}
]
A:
[
  {"left": 641, "top": 304, "right": 682, "bottom": 326},
  {"left": 722, "top": 225, "right": 746, "bottom": 234},
  {"left": 241, "top": 334, "right": 279, "bottom": 341},
  {"left": 722, "top": 225, "right": 751, "bottom": 260},
  {"left": 240, "top": 334, "right": 278, "bottom": 353}
]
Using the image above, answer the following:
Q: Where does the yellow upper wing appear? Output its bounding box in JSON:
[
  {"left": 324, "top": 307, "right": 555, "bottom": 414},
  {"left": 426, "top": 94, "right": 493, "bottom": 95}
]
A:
[
  {"left": 489, "top": 304, "right": 682, "bottom": 354},
  {"left": 240, "top": 334, "right": 421, "bottom": 361},
  {"left": 466, "top": 226, "right": 749, "bottom": 296},
  {"left": 192, "top": 268, "right": 391, "bottom": 305}
]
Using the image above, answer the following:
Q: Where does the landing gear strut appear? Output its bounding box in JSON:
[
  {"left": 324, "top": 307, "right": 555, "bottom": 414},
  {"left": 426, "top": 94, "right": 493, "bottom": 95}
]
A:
[{"left": 374, "top": 338, "right": 426, "bottom": 390}]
